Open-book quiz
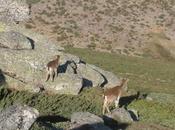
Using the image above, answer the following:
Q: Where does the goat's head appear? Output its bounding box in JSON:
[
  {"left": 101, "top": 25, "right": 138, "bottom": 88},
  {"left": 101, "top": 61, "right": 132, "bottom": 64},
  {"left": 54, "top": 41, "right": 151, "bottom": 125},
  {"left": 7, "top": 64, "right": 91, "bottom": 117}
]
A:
[
  {"left": 120, "top": 78, "right": 129, "bottom": 92},
  {"left": 56, "top": 55, "right": 60, "bottom": 59}
]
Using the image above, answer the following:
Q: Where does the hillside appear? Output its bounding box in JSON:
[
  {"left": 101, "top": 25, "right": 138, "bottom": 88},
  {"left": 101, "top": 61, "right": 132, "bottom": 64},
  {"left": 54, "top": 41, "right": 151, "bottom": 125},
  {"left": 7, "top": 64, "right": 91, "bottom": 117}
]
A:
[
  {"left": 0, "top": 0, "right": 175, "bottom": 130},
  {"left": 24, "top": 0, "right": 175, "bottom": 58},
  {"left": 0, "top": 47, "right": 175, "bottom": 130}
]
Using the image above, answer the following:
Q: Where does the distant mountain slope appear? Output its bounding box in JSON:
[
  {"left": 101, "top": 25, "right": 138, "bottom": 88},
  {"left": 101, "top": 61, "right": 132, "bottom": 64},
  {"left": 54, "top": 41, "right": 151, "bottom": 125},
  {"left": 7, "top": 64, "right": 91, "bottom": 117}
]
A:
[{"left": 24, "top": 0, "right": 175, "bottom": 57}]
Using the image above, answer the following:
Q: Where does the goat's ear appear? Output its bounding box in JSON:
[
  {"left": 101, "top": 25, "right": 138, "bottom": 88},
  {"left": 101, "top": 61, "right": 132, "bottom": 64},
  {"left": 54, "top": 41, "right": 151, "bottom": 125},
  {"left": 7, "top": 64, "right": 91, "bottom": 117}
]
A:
[
  {"left": 126, "top": 78, "right": 129, "bottom": 82},
  {"left": 122, "top": 78, "right": 129, "bottom": 81},
  {"left": 120, "top": 78, "right": 129, "bottom": 85}
]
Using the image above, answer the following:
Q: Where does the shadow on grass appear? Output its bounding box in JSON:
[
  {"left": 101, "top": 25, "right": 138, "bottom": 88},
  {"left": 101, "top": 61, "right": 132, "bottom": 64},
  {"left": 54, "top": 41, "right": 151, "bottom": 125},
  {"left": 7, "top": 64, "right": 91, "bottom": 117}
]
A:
[
  {"left": 35, "top": 115, "right": 69, "bottom": 130},
  {"left": 119, "top": 91, "right": 147, "bottom": 108},
  {"left": 37, "top": 115, "right": 70, "bottom": 123}
]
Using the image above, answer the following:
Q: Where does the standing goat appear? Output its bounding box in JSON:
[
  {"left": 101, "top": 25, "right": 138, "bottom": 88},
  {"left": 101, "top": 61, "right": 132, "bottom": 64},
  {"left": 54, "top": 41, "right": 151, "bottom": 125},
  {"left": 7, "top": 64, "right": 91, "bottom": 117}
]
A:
[
  {"left": 45, "top": 55, "right": 60, "bottom": 82},
  {"left": 103, "top": 78, "right": 129, "bottom": 114}
]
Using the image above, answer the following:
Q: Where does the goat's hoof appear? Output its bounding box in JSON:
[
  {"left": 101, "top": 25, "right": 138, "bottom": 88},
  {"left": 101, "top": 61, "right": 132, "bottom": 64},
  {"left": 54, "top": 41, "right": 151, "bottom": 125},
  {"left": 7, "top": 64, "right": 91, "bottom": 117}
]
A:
[{"left": 108, "top": 111, "right": 112, "bottom": 114}]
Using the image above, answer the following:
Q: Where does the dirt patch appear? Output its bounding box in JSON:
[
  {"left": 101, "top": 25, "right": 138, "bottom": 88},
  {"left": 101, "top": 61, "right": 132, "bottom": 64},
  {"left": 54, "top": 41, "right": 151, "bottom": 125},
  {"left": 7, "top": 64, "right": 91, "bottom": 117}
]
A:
[{"left": 23, "top": 0, "right": 175, "bottom": 57}]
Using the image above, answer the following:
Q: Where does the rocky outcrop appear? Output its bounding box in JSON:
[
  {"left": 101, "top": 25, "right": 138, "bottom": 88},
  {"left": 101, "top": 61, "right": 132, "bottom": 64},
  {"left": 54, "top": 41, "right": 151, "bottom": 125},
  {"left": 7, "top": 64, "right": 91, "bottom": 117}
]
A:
[
  {"left": 104, "top": 108, "right": 133, "bottom": 125},
  {"left": 0, "top": 26, "right": 122, "bottom": 95},
  {"left": 0, "top": 105, "right": 39, "bottom": 130},
  {"left": 45, "top": 74, "right": 83, "bottom": 95},
  {"left": 76, "top": 64, "right": 105, "bottom": 87},
  {"left": 0, "top": 31, "right": 34, "bottom": 50},
  {"left": 69, "top": 112, "right": 111, "bottom": 130},
  {"left": 0, "top": 0, "right": 30, "bottom": 23},
  {"left": 87, "top": 64, "right": 121, "bottom": 88}
]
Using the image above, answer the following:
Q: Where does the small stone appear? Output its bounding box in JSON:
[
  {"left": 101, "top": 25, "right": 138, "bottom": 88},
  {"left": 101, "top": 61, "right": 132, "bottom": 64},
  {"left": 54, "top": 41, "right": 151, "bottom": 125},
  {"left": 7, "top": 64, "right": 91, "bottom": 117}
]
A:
[{"left": 104, "top": 108, "right": 133, "bottom": 124}]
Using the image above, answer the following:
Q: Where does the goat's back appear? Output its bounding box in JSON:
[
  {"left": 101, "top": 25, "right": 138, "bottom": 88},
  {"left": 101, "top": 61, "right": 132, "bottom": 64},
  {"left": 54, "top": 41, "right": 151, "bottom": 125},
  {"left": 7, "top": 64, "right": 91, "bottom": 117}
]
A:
[
  {"left": 104, "top": 86, "right": 121, "bottom": 96},
  {"left": 47, "top": 58, "right": 59, "bottom": 68}
]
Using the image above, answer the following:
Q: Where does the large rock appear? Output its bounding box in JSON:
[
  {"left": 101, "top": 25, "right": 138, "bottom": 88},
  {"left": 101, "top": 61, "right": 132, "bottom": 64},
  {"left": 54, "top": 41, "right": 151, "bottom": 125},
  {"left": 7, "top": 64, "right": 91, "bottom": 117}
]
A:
[
  {"left": 65, "top": 61, "right": 77, "bottom": 74},
  {"left": 0, "top": 44, "right": 83, "bottom": 95},
  {"left": 0, "top": 105, "right": 39, "bottom": 130},
  {"left": 69, "top": 112, "right": 111, "bottom": 130},
  {"left": 61, "top": 53, "right": 80, "bottom": 64},
  {"left": 0, "top": 48, "right": 45, "bottom": 83},
  {"left": 0, "top": 42, "right": 121, "bottom": 94},
  {"left": 0, "top": 31, "right": 34, "bottom": 50},
  {"left": 71, "top": 112, "right": 104, "bottom": 125},
  {"left": 0, "top": 39, "right": 61, "bottom": 93},
  {"left": 59, "top": 54, "right": 80, "bottom": 73},
  {"left": 104, "top": 108, "right": 133, "bottom": 124},
  {"left": 45, "top": 74, "right": 83, "bottom": 95},
  {"left": 87, "top": 64, "right": 121, "bottom": 88},
  {"left": 76, "top": 64, "right": 105, "bottom": 87},
  {"left": 0, "top": 0, "right": 30, "bottom": 23},
  {"left": 0, "top": 28, "right": 122, "bottom": 95}
]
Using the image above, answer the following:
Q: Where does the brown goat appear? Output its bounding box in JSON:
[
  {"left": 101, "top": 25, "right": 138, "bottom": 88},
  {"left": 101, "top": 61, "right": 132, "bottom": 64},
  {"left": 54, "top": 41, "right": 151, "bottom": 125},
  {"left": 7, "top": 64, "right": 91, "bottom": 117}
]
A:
[
  {"left": 45, "top": 55, "right": 60, "bottom": 82},
  {"left": 103, "top": 78, "right": 129, "bottom": 114}
]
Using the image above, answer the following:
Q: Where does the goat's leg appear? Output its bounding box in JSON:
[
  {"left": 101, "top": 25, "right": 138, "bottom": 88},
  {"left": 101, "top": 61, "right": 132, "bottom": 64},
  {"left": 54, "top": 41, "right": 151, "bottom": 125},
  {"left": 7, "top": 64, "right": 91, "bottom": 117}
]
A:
[
  {"left": 115, "top": 96, "right": 120, "bottom": 108},
  {"left": 45, "top": 69, "right": 50, "bottom": 82},
  {"left": 55, "top": 68, "right": 58, "bottom": 77},
  {"left": 103, "top": 99, "right": 107, "bottom": 114},
  {"left": 106, "top": 105, "right": 111, "bottom": 114},
  {"left": 45, "top": 74, "right": 50, "bottom": 82},
  {"left": 103, "top": 103, "right": 106, "bottom": 115},
  {"left": 50, "top": 70, "right": 55, "bottom": 82}
]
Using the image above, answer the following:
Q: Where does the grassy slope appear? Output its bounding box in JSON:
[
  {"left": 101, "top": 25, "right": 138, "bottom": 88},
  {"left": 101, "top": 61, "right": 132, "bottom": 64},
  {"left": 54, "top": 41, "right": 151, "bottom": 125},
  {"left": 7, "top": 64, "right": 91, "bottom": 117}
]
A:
[
  {"left": 0, "top": 87, "right": 103, "bottom": 129},
  {"left": 25, "top": 0, "right": 175, "bottom": 57},
  {"left": 65, "top": 47, "right": 175, "bottom": 94},
  {"left": 0, "top": 47, "right": 175, "bottom": 129},
  {"left": 65, "top": 47, "right": 175, "bottom": 129},
  {"left": 66, "top": 47, "right": 175, "bottom": 128}
]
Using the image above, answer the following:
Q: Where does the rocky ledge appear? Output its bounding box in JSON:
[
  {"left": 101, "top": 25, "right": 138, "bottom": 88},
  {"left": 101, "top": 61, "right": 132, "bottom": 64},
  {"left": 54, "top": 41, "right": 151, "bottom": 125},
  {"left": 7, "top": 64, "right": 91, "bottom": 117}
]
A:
[{"left": 0, "top": 30, "right": 122, "bottom": 95}]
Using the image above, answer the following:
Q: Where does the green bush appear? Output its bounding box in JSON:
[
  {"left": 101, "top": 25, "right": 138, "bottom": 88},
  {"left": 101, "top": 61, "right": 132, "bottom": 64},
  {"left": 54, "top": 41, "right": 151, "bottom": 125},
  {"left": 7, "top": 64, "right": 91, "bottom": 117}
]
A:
[{"left": 0, "top": 87, "right": 103, "bottom": 117}]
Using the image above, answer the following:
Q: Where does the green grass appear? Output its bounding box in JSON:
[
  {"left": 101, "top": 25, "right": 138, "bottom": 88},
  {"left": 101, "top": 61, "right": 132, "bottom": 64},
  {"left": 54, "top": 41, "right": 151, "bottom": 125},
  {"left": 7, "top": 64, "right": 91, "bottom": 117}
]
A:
[
  {"left": 128, "top": 100, "right": 175, "bottom": 129},
  {"left": 0, "top": 86, "right": 103, "bottom": 129},
  {"left": 65, "top": 47, "right": 175, "bottom": 94},
  {"left": 0, "top": 87, "right": 103, "bottom": 117}
]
